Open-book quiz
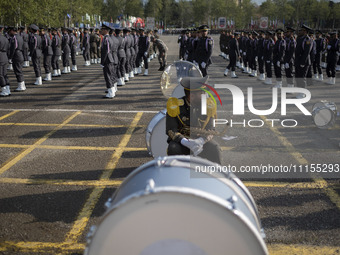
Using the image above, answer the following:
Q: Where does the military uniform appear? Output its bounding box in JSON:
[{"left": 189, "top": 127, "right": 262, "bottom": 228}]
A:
[
  {"left": 90, "top": 29, "right": 100, "bottom": 63},
  {"left": 0, "top": 26, "right": 10, "bottom": 96},
  {"left": 178, "top": 30, "right": 187, "bottom": 60},
  {"left": 29, "top": 25, "right": 43, "bottom": 85},
  {"left": 166, "top": 76, "right": 221, "bottom": 164},
  {"left": 9, "top": 27, "right": 25, "bottom": 91},
  {"left": 313, "top": 31, "right": 326, "bottom": 80},
  {"left": 273, "top": 29, "right": 286, "bottom": 87},
  {"left": 82, "top": 29, "right": 91, "bottom": 65},
  {"left": 115, "top": 28, "right": 126, "bottom": 86},
  {"left": 153, "top": 38, "right": 168, "bottom": 71},
  {"left": 41, "top": 29, "right": 53, "bottom": 81},
  {"left": 69, "top": 28, "right": 77, "bottom": 71},
  {"left": 135, "top": 29, "right": 149, "bottom": 76},
  {"left": 284, "top": 27, "right": 296, "bottom": 87},
  {"left": 194, "top": 25, "right": 213, "bottom": 77},
  {"left": 325, "top": 32, "right": 339, "bottom": 85},
  {"left": 61, "top": 29, "right": 71, "bottom": 73},
  {"left": 294, "top": 25, "right": 312, "bottom": 89},
  {"left": 263, "top": 31, "right": 275, "bottom": 85},
  {"left": 51, "top": 28, "right": 62, "bottom": 77},
  {"left": 257, "top": 31, "right": 266, "bottom": 80},
  {"left": 123, "top": 28, "right": 132, "bottom": 80},
  {"left": 19, "top": 26, "right": 29, "bottom": 67},
  {"left": 249, "top": 31, "right": 258, "bottom": 77},
  {"left": 225, "top": 32, "right": 240, "bottom": 78}
]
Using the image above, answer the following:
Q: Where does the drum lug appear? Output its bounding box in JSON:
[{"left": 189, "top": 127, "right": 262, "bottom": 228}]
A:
[
  {"left": 86, "top": 225, "right": 97, "bottom": 244},
  {"left": 227, "top": 195, "right": 238, "bottom": 210},
  {"left": 145, "top": 179, "right": 155, "bottom": 192},
  {"left": 105, "top": 198, "right": 112, "bottom": 209}
]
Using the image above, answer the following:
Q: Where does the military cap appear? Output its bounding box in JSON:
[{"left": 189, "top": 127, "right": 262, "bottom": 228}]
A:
[
  {"left": 301, "top": 24, "right": 312, "bottom": 31},
  {"left": 180, "top": 76, "right": 209, "bottom": 90},
  {"left": 259, "top": 30, "right": 266, "bottom": 34},
  {"left": 115, "top": 28, "right": 122, "bottom": 34},
  {"left": 30, "top": 24, "right": 39, "bottom": 31},
  {"left": 68, "top": 27, "right": 74, "bottom": 32},
  {"left": 8, "top": 26, "right": 18, "bottom": 32},
  {"left": 199, "top": 25, "right": 209, "bottom": 31},
  {"left": 101, "top": 24, "right": 111, "bottom": 30},
  {"left": 0, "top": 25, "right": 4, "bottom": 29},
  {"left": 285, "top": 26, "right": 295, "bottom": 32},
  {"left": 84, "top": 27, "right": 89, "bottom": 31},
  {"left": 315, "top": 30, "right": 323, "bottom": 34},
  {"left": 276, "top": 28, "right": 284, "bottom": 33},
  {"left": 308, "top": 30, "right": 314, "bottom": 35},
  {"left": 329, "top": 31, "right": 338, "bottom": 36},
  {"left": 139, "top": 28, "right": 144, "bottom": 32},
  {"left": 154, "top": 29, "right": 158, "bottom": 32},
  {"left": 19, "top": 25, "right": 25, "bottom": 30},
  {"left": 266, "top": 30, "right": 273, "bottom": 35},
  {"left": 234, "top": 32, "right": 241, "bottom": 36},
  {"left": 252, "top": 31, "right": 259, "bottom": 36}
]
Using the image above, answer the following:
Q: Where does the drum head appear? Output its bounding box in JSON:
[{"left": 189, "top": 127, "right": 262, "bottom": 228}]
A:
[
  {"left": 313, "top": 107, "right": 335, "bottom": 128},
  {"left": 160, "top": 61, "right": 202, "bottom": 98},
  {"left": 86, "top": 190, "right": 268, "bottom": 255}
]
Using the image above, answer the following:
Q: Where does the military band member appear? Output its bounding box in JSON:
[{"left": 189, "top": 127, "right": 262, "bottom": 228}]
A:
[
  {"left": 41, "top": 28, "right": 53, "bottom": 81},
  {"left": 294, "top": 25, "right": 312, "bottom": 97},
  {"left": 166, "top": 76, "right": 221, "bottom": 164},
  {"left": 241, "top": 32, "right": 250, "bottom": 74},
  {"left": 0, "top": 25, "right": 10, "bottom": 96},
  {"left": 284, "top": 26, "right": 296, "bottom": 88},
  {"left": 219, "top": 30, "right": 228, "bottom": 58},
  {"left": 325, "top": 31, "right": 339, "bottom": 85},
  {"left": 224, "top": 32, "right": 240, "bottom": 78},
  {"left": 273, "top": 29, "right": 286, "bottom": 88},
  {"left": 90, "top": 28, "right": 100, "bottom": 64},
  {"left": 129, "top": 29, "right": 136, "bottom": 78},
  {"left": 116, "top": 28, "right": 126, "bottom": 86},
  {"left": 82, "top": 28, "right": 91, "bottom": 66},
  {"left": 257, "top": 30, "right": 266, "bottom": 81},
  {"left": 19, "top": 26, "right": 29, "bottom": 67},
  {"left": 306, "top": 30, "right": 316, "bottom": 86},
  {"left": 136, "top": 28, "right": 149, "bottom": 76},
  {"left": 194, "top": 25, "right": 213, "bottom": 77},
  {"left": 249, "top": 31, "right": 258, "bottom": 77},
  {"left": 101, "top": 24, "right": 118, "bottom": 98},
  {"left": 123, "top": 28, "right": 132, "bottom": 80},
  {"left": 178, "top": 30, "right": 187, "bottom": 60},
  {"left": 51, "top": 28, "right": 62, "bottom": 77},
  {"left": 151, "top": 37, "right": 168, "bottom": 71},
  {"left": 68, "top": 28, "right": 77, "bottom": 71},
  {"left": 186, "top": 29, "right": 197, "bottom": 62},
  {"left": 61, "top": 28, "right": 71, "bottom": 73},
  {"left": 263, "top": 31, "right": 274, "bottom": 85},
  {"left": 245, "top": 32, "right": 253, "bottom": 74},
  {"left": 8, "top": 26, "right": 26, "bottom": 92},
  {"left": 313, "top": 30, "right": 326, "bottom": 81},
  {"left": 131, "top": 28, "right": 139, "bottom": 75},
  {"left": 29, "top": 24, "right": 43, "bottom": 85}
]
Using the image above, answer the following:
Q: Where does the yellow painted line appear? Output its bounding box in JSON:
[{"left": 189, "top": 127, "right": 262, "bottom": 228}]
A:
[
  {"left": 0, "top": 110, "right": 19, "bottom": 121},
  {"left": 0, "top": 241, "right": 84, "bottom": 253},
  {"left": 0, "top": 143, "right": 147, "bottom": 152},
  {"left": 261, "top": 116, "right": 340, "bottom": 211},
  {"left": 277, "top": 124, "right": 340, "bottom": 130},
  {"left": 0, "top": 122, "right": 145, "bottom": 128},
  {"left": 220, "top": 146, "right": 234, "bottom": 151},
  {"left": 1, "top": 177, "right": 339, "bottom": 190},
  {"left": 0, "top": 177, "right": 124, "bottom": 187},
  {"left": 268, "top": 243, "right": 340, "bottom": 255},
  {"left": 63, "top": 112, "right": 143, "bottom": 244},
  {"left": 0, "top": 112, "right": 81, "bottom": 176}
]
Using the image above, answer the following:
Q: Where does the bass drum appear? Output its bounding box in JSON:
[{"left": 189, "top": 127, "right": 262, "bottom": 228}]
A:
[
  {"left": 85, "top": 156, "right": 268, "bottom": 255},
  {"left": 145, "top": 109, "right": 168, "bottom": 158},
  {"left": 312, "top": 101, "right": 337, "bottom": 129}
]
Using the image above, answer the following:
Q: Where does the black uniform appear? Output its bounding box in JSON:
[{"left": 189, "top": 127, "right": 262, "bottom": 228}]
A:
[
  {"left": 295, "top": 35, "right": 312, "bottom": 88},
  {"left": 166, "top": 97, "right": 221, "bottom": 164},
  {"left": 124, "top": 32, "right": 132, "bottom": 74},
  {"left": 273, "top": 38, "right": 286, "bottom": 81},
  {"left": 116, "top": 34, "right": 126, "bottom": 79},
  {"left": 257, "top": 36, "right": 265, "bottom": 74},
  {"left": 241, "top": 35, "right": 249, "bottom": 69},
  {"left": 195, "top": 36, "right": 213, "bottom": 76},
  {"left": 69, "top": 33, "right": 77, "bottom": 66},
  {"left": 326, "top": 37, "right": 339, "bottom": 78},
  {"left": 29, "top": 33, "right": 42, "bottom": 78},
  {"left": 136, "top": 34, "right": 149, "bottom": 69},
  {"left": 20, "top": 31, "right": 29, "bottom": 62},
  {"left": 313, "top": 37, "right": 326, "bottom": 75},
  {"left": 178, "top": 33, "right": 188, "bottom": 59},
  {"left": 250, "top": 36, "right": 258, "bottom": 73},
  {"left": 263, "top": 38, "right": 274, "bottom": 79},
  {"left": 0, "top": 33, "right": 9, "bottom": 88},
  {"left": 9, "top": 34, "right": 25, "bottom": 82},
  {"left": 227, "top": 37, "right": 240, "bottom": 71},
  {"left": 284, "top": 36, "right": 296, "bottom": 85},
  {"left": 41, "top": 33, "right": 53, "bottom": 74},
  {"left": 306, "top": 38, "right": 316, "bottom": 85},
  {"left": 82, "top": 32, "right": 90, "bottom": 62}
]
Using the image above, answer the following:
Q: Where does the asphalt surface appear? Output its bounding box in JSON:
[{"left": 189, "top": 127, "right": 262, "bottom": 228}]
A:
[{"left": 0, "top": 35, "right": 339, "bottom": 255}]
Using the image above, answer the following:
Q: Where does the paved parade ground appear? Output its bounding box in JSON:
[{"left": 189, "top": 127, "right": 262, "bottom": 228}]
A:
[{"left": 0, "top": 35, "right": 339, "bottom": 254}]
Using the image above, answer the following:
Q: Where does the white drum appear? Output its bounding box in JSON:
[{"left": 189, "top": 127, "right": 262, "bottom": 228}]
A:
[
  {"left": 312, "top": 101, "right": 337, "bottom": 129},
  {"left": 85, "top": 156, "right": 268, "bottom": 255},
  {"left": 145, "top": 109, "right": 168, "bottom": 158}
]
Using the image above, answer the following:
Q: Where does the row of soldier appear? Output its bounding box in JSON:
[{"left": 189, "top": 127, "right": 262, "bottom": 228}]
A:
[
  {"left": 219, "top": 25, "right": 339, "bottom": 92},
  {"left": 0, "top": 24, "right": 168, "bottom": 98}
]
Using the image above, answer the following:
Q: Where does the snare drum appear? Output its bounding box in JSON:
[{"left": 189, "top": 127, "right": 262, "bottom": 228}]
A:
[
  {"left": 312, "top": 101, "right": 337, "bottom": 129},
  {"left": 85, "top": 156, "right": 268, "bottom": 255},
  {"left": 145, "top": 109, "right": 168, "bottom": 158}
]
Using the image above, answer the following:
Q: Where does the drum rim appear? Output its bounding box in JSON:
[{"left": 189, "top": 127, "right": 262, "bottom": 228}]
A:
[
  {"left": 312, "top": 106, "right": 335, "bottom": 128},
  {"left": 87, "top": 186, "right": 268, "bottom": 255},
  {"left": 145, "top": 109, "right": 167, "bottom": 157}
]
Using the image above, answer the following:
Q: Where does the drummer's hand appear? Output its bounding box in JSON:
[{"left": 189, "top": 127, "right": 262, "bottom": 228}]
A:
[
  {"left": 206, "top": 135, "right": 214, "bottom": 142},
  {"left": 181, "top": 138, "right": 205, "bottom": 156}
]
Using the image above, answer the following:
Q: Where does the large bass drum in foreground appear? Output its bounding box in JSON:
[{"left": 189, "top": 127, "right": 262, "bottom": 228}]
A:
[{"left": 85, "top": 156, "right": 268, "bottom": 255}]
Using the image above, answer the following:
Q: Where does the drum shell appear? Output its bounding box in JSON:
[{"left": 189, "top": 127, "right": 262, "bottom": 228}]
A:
[
  {"left": 145, "top": 109, "right": 168, "bottom": 158},
  {"left": 312, "top": 102, "right": 337, "bottom": 129}
]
